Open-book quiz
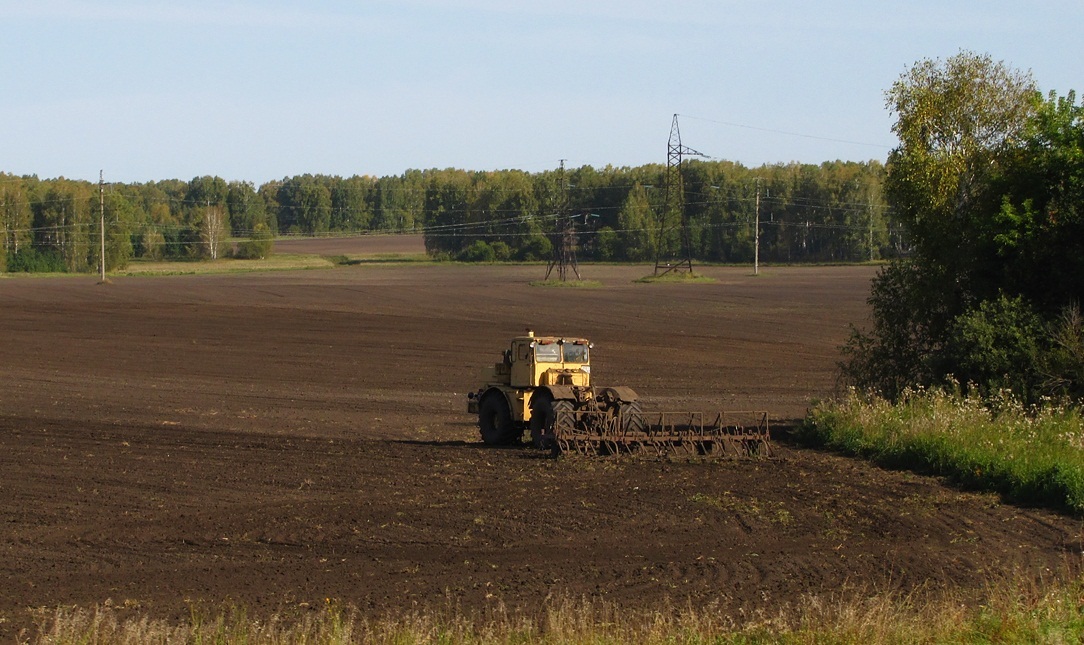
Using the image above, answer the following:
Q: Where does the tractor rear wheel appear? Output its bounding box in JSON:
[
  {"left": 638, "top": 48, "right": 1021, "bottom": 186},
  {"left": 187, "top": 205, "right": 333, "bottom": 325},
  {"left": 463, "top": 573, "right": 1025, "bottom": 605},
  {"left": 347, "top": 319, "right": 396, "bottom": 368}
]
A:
[
  {"left": 530, "top": 394, "right": 575, "bottom": 452},
  {"left": 552, "top": 400, "right": 576, "bottom": 437},
  {"left": 479, "top": 394, "right": 518, "bottom": 445},
  {"left": 618, "top": 400, "right": 646, "bottom": 435},
  {"left": 529, "top": 392, "right": 554, "bottom": 449}
]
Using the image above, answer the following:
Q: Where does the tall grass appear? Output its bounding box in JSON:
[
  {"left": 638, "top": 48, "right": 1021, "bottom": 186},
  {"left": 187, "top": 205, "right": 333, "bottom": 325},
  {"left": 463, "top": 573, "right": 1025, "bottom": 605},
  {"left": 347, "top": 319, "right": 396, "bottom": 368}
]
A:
[
  {"left": 29, "top": 580, "right": 1084, "bottom": 644},
  {"left": 803, "top": 386, "right": 1084, "bottom": 513}
]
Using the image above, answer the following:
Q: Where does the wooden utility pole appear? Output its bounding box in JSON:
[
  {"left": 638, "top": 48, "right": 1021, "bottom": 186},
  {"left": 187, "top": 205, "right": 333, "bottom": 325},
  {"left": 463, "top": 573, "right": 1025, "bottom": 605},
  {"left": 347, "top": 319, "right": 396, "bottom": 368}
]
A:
[
  {"left": 99, "top": 170, "right": 105, "bottom": 282},
  {"left": 868, "top": 201, "right": 874, "bottom": 261},
  {"left": 754, "top": 177, "right": 760, "bottom": 276}
]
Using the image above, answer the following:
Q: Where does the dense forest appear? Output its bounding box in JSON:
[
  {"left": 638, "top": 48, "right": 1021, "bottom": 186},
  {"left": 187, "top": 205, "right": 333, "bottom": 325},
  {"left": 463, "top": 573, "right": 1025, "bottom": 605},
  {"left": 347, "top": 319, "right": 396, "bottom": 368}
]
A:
[{"left": 0, "top": 159, "right": 896, "bottom": 272}]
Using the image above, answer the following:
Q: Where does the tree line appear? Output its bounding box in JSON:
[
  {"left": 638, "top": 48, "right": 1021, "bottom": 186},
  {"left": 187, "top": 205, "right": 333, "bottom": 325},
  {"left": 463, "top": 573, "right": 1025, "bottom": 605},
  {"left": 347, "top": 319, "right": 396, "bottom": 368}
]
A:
[
  {"left": 0, "top": 160, "right": 896, "bottom": 272},
  {"left": 421, "top": 160, "right": 895, "bottom": 264}
]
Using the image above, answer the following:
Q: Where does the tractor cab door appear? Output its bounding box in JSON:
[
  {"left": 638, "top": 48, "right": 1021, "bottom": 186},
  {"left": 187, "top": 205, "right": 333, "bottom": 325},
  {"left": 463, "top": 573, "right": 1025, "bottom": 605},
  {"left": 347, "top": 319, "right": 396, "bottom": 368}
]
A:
[{"left": 509, "top": 339, "right": 536, "bottom": 388}]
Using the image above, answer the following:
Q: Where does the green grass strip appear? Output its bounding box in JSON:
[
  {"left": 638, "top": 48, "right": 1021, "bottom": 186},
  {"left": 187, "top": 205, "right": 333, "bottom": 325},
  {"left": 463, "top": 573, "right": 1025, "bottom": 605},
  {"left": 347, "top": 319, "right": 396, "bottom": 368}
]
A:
[{"left": 802, "top": 387, "right": 1084, "bottom": 513}]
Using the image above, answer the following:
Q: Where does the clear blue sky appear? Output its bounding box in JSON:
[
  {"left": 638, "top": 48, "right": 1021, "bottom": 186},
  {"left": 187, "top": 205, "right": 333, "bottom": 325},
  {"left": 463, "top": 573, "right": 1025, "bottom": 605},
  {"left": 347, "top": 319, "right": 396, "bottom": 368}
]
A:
[{"left": 2, "top": 1, "right": 1080, "bottom": 184}]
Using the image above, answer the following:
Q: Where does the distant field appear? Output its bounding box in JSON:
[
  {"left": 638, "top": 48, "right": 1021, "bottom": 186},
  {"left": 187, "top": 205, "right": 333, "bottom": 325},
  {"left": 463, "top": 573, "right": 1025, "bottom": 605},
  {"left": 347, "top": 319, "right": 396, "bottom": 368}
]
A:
[{"left": 272, "top": 232, "right": 427, "bottom": 257}]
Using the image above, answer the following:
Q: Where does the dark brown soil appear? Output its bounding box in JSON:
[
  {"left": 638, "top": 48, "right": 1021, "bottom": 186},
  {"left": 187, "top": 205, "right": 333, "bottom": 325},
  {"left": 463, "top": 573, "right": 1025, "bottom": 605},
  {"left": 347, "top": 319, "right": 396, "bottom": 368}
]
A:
[{"left": 0, "top": 245, "right": 1079, "bottom": 637}]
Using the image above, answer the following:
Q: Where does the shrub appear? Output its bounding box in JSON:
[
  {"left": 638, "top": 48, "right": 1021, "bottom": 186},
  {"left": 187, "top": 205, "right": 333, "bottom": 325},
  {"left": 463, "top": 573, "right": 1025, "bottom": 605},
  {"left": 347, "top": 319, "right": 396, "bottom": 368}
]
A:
[
  {"left": 458, "top": 240, "right": 496, "bottom": 262},
  {"left": 946, "top": 294, "right": 1044, "bottom": 399},
  {"left": 840, "top": 260, "right": 950, "bottom": 400},
  {"left": 489, "top": 240, "right": 512, "bottom": 261},
  {"left": 234, "top": 223, "right": 274, "bottom": 260},
  {"left": 6, "top": 247, "right": 66, "bottom": 273},
  {"left": 516, "top": 234, "right": 552, "bottom": 261}
]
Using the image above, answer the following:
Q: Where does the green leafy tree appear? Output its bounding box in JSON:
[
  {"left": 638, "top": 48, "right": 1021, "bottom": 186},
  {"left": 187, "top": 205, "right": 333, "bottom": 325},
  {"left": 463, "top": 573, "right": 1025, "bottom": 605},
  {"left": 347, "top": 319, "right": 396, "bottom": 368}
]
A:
[
  {"left": 885, "top": 52, "right": 1036, "bottom": 296},
  {"left": 459, "top": 239, "right": 496, "bottom": 262},
  {"left": 227, "top": 181, "right": 267, "bottom": 236},
  {"left": 98, "top": 190, "right": 136, "bottom": 270},
  {"left": 185, "top": 176, "right": 229, "bottom": 214},
  {"left": 0, "top": 174, "right": 32, "bottom": 261},
  {"left": 258, "top": 180, "right": 282, "bottom": 233},
  {"left": 139, "top": 228, "right": 166, "bottom": 260},
  {"left": 204, "top": 204, "right": 229, "bottom": 259},
  {"left": 945, "top": 294, "right": 1044, "bottom": 397},
  {"left": 277, "top": 175, "right": 332, "bottom": 235},
  {"left": 616, "top": 183, "right": 656, "bottom": 261},
  {"left": 33, "top": 179, "right": 93, "bottom": 271},
  {"left": 329, "top": 176, "right": 374, "bottom": 231},
  {"left": 423, "top": 170, "right": 474, "bottom": 256},
  {"left": 990, "top": 90, "right": 1084, "bottom": 310},
  {"left": 843, "top": 52, "right": 1084, "bottom": 400},
  {"left": 593, "top": 226, "right": 618, "bottom": 261},
  {"left": 370, "top": 171, "right": 425, "bottom": 232}
]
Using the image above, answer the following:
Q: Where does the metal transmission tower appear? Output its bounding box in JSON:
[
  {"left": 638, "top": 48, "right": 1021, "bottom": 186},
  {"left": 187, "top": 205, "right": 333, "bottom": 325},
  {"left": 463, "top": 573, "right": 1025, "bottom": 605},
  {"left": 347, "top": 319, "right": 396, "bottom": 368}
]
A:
[
  {"left": 544, "top": 160, "right": 582, "bottom": 282},
  {"left": 545, "top": 215, "right": 582, "bottom": 281},
  {"left": 655, "top": 114, "right": 707, "bottom": 276}
]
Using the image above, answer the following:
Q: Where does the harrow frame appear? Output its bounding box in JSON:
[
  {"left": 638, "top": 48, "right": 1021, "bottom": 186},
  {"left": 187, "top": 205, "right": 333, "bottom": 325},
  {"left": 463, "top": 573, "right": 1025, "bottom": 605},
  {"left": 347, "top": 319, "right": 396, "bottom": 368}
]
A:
[{"left": 548, "top": 409, "right": 773, "bottom": 458}]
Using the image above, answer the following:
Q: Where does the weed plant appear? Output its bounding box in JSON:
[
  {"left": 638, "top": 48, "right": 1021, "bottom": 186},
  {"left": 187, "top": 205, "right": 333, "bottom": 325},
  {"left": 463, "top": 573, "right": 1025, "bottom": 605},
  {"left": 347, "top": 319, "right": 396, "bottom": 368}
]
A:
[
  {"left": 803, "top": 385, "right": 1084, "bottom": 513},
  {"left": 528, "top": 279, "right": 604, "bottom": 288}
]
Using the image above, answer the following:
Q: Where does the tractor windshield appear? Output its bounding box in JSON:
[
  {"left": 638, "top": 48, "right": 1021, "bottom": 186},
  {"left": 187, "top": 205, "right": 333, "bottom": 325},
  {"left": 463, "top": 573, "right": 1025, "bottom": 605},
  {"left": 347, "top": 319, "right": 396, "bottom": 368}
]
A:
[
  {"left": 534, "top": 342, "right": 562, "bottom": 363},
  {"left": 562, "top": 342, "right": 589, "bottom": 363}
]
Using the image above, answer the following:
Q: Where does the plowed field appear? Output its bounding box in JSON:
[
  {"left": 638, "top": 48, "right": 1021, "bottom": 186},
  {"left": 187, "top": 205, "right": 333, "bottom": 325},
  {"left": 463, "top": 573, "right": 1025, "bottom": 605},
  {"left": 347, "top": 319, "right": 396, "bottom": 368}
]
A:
[{"left": 1, "top": 242, "right": 1079, "bottom": 636}]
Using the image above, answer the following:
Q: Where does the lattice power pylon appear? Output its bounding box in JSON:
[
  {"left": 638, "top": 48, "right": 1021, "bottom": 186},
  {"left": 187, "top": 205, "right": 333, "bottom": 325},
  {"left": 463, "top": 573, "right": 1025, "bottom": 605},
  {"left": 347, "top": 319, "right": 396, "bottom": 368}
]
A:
[
  {"left": 655, "top": 114, "right": 707, "bottom": 276},
  {"left": 544, "top": 160, "right": 582, "bottom": 282},
  {"left": 544, "top": 214, "right": 581, "bottom": 281}
]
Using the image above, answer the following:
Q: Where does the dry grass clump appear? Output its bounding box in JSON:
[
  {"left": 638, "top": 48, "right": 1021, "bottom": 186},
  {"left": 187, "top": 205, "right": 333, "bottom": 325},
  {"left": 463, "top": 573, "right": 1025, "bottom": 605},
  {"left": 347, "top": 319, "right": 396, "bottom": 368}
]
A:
[{"left": 27, "top": 576, "right": 1084, "bottom": 644}]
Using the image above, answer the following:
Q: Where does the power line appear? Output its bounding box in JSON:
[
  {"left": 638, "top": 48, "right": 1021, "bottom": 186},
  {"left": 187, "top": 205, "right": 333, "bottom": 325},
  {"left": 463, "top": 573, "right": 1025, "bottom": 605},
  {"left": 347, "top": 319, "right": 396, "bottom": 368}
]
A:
[{"left": 679, "top": 113, "right": 893, "bottom": 150}]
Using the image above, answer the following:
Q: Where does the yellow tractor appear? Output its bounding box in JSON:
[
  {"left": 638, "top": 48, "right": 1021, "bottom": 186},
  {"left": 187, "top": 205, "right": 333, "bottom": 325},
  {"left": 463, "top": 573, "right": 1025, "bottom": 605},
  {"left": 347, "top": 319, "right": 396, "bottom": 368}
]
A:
[{"left": 467, "top": 331, "right": 771, "bottom": 457}]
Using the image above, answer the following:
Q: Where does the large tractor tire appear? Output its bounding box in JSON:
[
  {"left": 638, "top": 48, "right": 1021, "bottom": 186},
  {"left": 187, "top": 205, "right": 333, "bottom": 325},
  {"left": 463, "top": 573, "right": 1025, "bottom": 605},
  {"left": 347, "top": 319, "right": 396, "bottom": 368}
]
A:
[
  {"left": 529, "top": 392, "right": 554, "bottom": 448},
  {"left": 618, "top": 399, "right": 646, "bottom": 435},
  {"left": 478, "top": 394, "right": 519, "bottom": 445},
  {"left": 552, "top": 400, "right": 576, "bottom": 436},
  {"left": 530, "top": 393, "right": 576, "bottom": 451}
]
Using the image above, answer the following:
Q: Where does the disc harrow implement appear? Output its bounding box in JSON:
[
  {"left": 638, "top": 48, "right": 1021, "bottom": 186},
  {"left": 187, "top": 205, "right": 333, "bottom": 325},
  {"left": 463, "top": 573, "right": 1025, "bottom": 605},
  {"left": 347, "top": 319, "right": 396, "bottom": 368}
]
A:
[{"left": 549, "top": 409, "right": 773, "bottom": 458}]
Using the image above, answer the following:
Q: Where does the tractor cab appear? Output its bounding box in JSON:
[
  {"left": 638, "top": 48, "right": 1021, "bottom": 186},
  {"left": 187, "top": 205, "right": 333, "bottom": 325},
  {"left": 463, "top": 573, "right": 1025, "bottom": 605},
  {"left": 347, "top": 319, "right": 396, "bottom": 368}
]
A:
[{"left": 508, "top": 332, "right": 591, "bottom": 389}]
